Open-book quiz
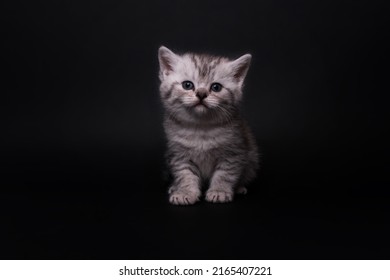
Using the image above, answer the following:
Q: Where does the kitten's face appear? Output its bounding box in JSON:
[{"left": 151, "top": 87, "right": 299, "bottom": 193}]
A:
[{"left": 158, "top": 46, "right": 251, "bottom": 123}]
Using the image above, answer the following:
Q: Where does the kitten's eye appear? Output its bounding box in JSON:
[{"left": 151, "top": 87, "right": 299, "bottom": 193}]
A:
[
  {"left": 210, "top": 83, "right": 222, "bottom": 92},
  {"left": 182, "top": 81, "right": 194, "bottom": 90}
]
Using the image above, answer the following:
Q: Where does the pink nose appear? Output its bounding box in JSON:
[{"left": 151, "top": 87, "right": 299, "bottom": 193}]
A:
[{"left": 196, "top": 89, "right": 208, "bottom": 100}]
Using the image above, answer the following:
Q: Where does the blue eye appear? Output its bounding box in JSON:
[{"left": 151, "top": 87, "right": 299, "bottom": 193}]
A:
[
  {"left": 210, "top": 83, "right": 222, "bottom": 92},
  {"left": 182, "top": 81, "right": 194, "bottom": 90}
]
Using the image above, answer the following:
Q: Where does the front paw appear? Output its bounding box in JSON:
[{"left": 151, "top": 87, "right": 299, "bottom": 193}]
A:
[
  {"left": 169, "top": 190, "right": 200, "bottom": 205},
  {"left": 205, "top": 189, "right": 234, "bottom": 203}
]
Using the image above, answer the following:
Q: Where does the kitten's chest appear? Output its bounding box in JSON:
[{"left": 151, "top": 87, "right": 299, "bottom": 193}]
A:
[
  {"left": 170, "top": 127, "right": 232, "bottom": 178},
  {"left": 171, "top": 127, "right": 231, "bottom": 151},
  {"left": 191, "top": 150, "right": 216, "bottom": 178}
]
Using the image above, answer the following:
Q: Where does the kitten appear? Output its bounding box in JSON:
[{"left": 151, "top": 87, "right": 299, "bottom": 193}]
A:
[{"left": 158, "top": 46, "right": 259, "bottom": 205}]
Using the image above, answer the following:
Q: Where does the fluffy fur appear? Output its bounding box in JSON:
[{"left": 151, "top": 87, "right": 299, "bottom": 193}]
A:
[{"left": 158, "top": 46, "right": 259, "bottom": 205}]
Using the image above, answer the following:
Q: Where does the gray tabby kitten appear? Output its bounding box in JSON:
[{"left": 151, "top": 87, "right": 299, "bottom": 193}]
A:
[{"left": 158, "top": 46, "right": 259, "bottom": 205}]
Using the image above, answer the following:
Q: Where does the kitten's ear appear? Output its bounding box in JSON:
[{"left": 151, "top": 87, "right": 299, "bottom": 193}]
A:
[
  {"left": 229, "top": 54, "right": 252, "bottom": 83},
  {"left": 158, "top": 46, "right": 179, "bottom": 80}
]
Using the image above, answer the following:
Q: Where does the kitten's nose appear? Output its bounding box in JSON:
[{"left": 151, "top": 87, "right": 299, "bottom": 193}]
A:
[{"left": 196, "top": 89, "right": 208, "bottom": 100}]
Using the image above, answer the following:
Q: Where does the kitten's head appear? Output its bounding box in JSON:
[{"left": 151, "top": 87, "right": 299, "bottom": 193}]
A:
[{"left": 158, "top": 46, "right": 251, "bottom": 124}]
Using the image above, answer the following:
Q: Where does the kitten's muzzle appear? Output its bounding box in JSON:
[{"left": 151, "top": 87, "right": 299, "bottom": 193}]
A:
[{"left": 195, "top": 88, "right": 209, "bottom": 101}]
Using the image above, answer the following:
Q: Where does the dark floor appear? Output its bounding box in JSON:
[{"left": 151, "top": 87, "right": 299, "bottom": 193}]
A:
[{"left": 2, "top": 148, "right": 389, "bottom": 260}]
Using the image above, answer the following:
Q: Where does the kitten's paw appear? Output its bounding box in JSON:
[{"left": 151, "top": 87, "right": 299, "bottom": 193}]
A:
[
  {"left": 169, "top": 190, "right": 200, "bottom": 205},
  {"left": 168, "top": 185, "right": 176, "bottom": 194},
  {"left": 235, "top": 186, "right": 247, "bottom": 195},
  {"left": 205, "top": 190, "right": 234, "bottom": 203}
]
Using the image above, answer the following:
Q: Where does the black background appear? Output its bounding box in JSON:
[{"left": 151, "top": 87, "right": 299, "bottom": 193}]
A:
[{"left": 1, "top": 0, "right": 389, "bottom": 259}]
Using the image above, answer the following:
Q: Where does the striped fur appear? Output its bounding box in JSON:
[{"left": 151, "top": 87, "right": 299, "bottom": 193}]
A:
[{"left": 158, "top": 46, "right": 259, "bottom": 205}]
